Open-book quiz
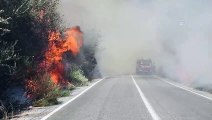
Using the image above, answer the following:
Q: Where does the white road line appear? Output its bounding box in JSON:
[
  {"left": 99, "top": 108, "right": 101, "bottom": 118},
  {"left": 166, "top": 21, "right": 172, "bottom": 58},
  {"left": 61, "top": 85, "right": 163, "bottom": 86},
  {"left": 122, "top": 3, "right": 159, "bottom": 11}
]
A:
[
  {"left": 158, "top": 77, "right": 212, "bottom": 101},
  {"left": 41, "top": 78, "right": 104, "bottom": 120},
  {"left": 131, "top": 75, "right": 160, "bottom": 120}
]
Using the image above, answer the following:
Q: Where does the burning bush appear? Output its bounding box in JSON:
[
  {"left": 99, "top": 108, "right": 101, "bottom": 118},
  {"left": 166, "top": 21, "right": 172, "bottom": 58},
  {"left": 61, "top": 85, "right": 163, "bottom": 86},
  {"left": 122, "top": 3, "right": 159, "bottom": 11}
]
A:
[
  {"left": 26, "top": 71, "right": 71, "bottom": 107},
  {"left": 63, "top": 30, "right": 102, "bottom": 81},
  {"left": 26, "top": 71, "right": 56, "bottom": 101},
  {"left": 43, "top": 26, "right": 83, "bottom": 85}
]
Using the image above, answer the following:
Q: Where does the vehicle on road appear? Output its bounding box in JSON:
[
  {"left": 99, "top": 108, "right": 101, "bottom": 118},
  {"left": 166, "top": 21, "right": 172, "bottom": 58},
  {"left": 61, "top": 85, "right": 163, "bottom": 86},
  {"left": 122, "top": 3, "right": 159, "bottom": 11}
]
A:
[{"left": 136, "top": 58, "right": 155, "bottom": 75}]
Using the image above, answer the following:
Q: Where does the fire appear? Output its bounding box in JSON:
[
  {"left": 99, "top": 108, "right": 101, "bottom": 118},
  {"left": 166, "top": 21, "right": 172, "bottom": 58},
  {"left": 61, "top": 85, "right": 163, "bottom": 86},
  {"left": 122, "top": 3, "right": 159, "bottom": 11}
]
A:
[{"left": 43, "top": 26, "right": 83, "bottom": 84}]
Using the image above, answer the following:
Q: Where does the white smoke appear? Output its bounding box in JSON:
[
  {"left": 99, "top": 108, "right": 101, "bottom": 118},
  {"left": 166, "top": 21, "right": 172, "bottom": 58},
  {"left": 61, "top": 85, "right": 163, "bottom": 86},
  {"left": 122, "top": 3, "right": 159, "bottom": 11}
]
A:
[{"left": 59, "top": 0, "right": 212, "bottom": 86}]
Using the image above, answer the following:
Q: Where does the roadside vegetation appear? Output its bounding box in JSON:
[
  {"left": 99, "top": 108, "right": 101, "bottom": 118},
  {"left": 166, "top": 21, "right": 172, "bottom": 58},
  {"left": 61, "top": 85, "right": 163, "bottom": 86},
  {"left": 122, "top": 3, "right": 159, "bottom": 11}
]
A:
[
  {"left": 0, "top": 0, "right": 101, "bottom": 119},
  {"left": 68, "top": 64, "right": 88, "bottom": 86}
]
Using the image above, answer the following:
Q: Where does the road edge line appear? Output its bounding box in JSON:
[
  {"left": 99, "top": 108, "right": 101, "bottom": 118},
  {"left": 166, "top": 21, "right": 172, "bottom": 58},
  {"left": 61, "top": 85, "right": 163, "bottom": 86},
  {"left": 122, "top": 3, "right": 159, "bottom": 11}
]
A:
[
  {"left": 41, "top": 78, "right": 104, "bottom": 120},
  {"left": 131, "top": 75, "right": 160, "bottom": 120},
  {"left": 157, "top": 77, "right": 212, "bottom": 101}
]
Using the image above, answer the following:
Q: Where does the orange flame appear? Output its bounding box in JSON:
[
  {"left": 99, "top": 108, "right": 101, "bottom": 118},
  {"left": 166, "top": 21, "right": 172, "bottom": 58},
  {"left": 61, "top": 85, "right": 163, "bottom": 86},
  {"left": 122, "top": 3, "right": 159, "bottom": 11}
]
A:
[{"left": 43, "top": 26, "right": 83, "bottom": 84}]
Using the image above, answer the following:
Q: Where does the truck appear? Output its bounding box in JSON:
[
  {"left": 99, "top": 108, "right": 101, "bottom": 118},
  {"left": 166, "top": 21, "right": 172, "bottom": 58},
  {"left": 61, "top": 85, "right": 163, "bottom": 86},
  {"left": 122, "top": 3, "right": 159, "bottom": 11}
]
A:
[{"left": 136, "top": 58, "right": 155, "bottom": 75}]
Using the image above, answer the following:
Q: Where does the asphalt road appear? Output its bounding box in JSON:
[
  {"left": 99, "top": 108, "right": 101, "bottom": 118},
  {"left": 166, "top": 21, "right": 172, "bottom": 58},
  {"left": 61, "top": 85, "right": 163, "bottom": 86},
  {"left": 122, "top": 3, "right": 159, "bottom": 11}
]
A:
[{"left": 45, "top": 75, "right": 212, "bottom": 120}]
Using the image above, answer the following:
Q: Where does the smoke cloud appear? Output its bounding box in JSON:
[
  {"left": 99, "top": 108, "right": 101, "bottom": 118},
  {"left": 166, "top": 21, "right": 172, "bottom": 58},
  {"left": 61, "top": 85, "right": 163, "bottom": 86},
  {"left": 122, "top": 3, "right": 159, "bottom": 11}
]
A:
[{"left": 59, "top": 0, "right": 212, "bottom": 86}]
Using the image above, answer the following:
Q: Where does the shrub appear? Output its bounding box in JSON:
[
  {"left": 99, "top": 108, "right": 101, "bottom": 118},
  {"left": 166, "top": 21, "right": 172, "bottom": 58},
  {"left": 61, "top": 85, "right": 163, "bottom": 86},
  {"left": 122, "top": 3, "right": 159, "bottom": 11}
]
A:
[
  {"left": 33, "top": 97, "right": 58, "bottom": 107},
  {"left": 26, "top": 71, "right": 74, "bottom": 107},
  {"left": 66, "top": 82, "right": 76, "bottom": 91},
  {"left": 32, "top": 86, "right": 70, "bottom": 107},
  {"left": 25, "top": 72, "right": 56, "bottom": 100},
  {"left": 69, "top": 65, "right": 88, "bottom": 86},
  {"left": 59, "top": 90, "right": 71, "bottom": 97}
]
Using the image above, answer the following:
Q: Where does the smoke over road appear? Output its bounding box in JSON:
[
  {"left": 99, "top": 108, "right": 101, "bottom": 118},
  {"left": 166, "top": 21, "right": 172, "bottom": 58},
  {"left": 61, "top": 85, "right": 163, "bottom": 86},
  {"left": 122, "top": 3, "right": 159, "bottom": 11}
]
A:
[{"left": 59, "top": 0, "right": 212, "bottom": 86}]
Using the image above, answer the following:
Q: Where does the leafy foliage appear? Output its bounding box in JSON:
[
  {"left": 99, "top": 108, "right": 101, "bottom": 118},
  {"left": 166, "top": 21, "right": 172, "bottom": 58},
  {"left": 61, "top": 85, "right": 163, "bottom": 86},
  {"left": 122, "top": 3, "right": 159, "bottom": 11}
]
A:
[
  {"left": 0, "top": 10, "right": 19, "bottom": 76},
  {"left": 0, "top": 0, "right": 63, "bottom": 99},
  {"left": 33, "top": 97, "right": 58, "bottom": 107},
  {"left": 0, "top": 0, "right": 100, "bottom": 111},
  {"left": 68, "top": 65, "right": 88, "bottom": 86},
  {"left": 0, "top": 10, "right": 22, "bottom": 98},
  {"left": 26, "top": 72, "right": 56, "bottom": 100},
  {"left": 27, "top": 71, "right": 70, "bottom": 107}
]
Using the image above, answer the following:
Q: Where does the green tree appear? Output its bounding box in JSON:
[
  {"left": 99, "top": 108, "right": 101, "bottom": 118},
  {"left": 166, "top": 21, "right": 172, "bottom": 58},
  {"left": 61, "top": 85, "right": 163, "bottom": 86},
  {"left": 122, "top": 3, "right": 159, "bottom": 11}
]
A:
[
  {"left": 0, "top": 10, "right": 21, "bottom": 97},
  {"left": 0, "top": 0, "right": 63, "bottom": 99}
]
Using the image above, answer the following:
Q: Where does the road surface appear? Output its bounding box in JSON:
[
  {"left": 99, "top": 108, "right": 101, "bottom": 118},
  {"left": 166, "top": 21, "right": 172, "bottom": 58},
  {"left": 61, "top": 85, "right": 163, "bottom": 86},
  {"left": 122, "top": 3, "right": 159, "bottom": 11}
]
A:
[{"left": 44, "top": 75, "right": 212, "bottom": 120}]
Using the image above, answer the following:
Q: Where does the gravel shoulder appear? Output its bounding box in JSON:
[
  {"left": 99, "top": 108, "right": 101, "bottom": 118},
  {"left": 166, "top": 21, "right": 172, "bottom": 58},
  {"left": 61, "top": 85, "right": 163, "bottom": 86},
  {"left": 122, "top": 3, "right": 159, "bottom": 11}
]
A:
[{"left": 11, "top": 79, "right": 101, "bottom": 120}]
